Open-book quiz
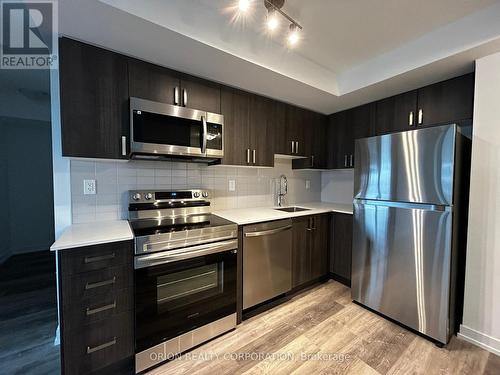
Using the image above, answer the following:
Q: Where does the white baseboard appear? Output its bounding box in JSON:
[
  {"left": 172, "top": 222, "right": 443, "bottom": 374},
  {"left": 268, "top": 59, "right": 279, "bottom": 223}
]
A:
[{"left": 458, "top": 324, "right": 500, "bottom": 356}]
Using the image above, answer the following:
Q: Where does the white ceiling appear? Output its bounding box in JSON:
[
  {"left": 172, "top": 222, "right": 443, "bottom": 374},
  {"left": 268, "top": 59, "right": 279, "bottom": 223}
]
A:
[{"left": 58, "top": 0, "right": 500, "bottom": 113}]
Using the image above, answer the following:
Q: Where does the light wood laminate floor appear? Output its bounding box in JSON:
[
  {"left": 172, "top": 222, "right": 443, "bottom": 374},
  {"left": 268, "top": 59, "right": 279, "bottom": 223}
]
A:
[{"left": 148, "top": 280, "right": 500, "bottom": 375}]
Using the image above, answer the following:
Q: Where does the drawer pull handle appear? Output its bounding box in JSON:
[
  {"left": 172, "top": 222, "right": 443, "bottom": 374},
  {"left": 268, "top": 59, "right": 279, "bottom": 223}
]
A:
[
  {"left": 85, "top": 277, "right": 116, "bottom": 290},
  {"left": 86, "top": 337, "right": 117, "bottom": 354},
  {"left": 86, "top": 301, "right": 117, "bottom": 316},
  {"left": 84, "top": 253, "right": 115, "bottom": 264}
]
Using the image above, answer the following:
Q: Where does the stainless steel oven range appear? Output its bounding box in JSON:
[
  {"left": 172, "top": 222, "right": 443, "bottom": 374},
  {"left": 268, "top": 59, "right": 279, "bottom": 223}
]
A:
[{"left": 129, "top": 189, "right": 238, "bottom": 373}]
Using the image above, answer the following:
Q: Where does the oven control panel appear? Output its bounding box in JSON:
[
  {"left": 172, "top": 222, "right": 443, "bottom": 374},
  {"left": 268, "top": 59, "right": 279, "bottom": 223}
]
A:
[{"left": 129, "top": 189, "right": 210, "bottom": 204}]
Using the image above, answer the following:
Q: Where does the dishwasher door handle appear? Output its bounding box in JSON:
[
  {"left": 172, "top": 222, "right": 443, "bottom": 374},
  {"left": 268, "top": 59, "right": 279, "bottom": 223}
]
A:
[{"left": 244, "top": 225, "right": 292, "bottom": 238}]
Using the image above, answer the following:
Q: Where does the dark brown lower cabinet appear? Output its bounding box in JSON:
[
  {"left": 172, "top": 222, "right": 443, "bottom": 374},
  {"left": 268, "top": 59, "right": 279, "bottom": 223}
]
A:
[
  {"left": 292, "top": 214, "right": 329, "bottom": 288},
  {"left": 330, "top": 213, "right": 353, "bottom": 286},
  {"left": 58, "top": 241, "right": 134, "bottom": 375}
]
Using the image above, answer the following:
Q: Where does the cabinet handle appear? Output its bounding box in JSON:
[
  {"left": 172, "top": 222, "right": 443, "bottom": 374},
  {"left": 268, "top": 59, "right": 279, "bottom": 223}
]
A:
[
  {"left": 246, "top": 149, "right": 251, "bottom": 164},
  {"left": 87, "top": 337, "right": 117, "bottom": 354},
  {"left": 344, "top": 154, "right": 348, "bottom": 167},
  {"left": 252, "top": 149, "right": 256, "bottom": 164},
  {"left": 295, "top": 141, "right": 299, "bottom": 154},
  {"left": 84, "top": 253, "right": 115, "bottom": 264},
  {"left": 174, "top": 87, "right": 180, "bottom": 105},
  {"left": 85, "top": 277, "right": 116, "bottom": 290},
  {"left": 291, "top": 141, "right": 295, "bottom": 154},
  {"left": 86, "top": 301, "right": 117, "bottom": 316},
  {"left": 311, "top": 155, "right": 315, "bottom": 167},
  {"left": 183, "top": 89, "right": 188, "bottom": 107},
  {"left": 409, "top": 111, "right": 414, "bottom": 126},
  {"left": 418, "top": 109, "right": 423, "bottom": 125},
  {"left": 121, "top": 136, "right": 127, "bottom": 156},
  {"left": 350, "top": 154, "right": 353, "bottom": 167}
]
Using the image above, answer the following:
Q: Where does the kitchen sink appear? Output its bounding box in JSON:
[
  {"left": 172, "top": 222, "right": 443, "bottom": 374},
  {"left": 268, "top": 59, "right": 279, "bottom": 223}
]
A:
[{"left": 275, "top": 207, "right": 310, "bottom": 213}]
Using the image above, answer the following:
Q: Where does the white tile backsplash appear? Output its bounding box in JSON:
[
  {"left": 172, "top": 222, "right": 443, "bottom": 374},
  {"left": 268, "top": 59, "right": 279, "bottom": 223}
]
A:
[{"left": 70, "top": 158, "right": 321, "bottom": 224}]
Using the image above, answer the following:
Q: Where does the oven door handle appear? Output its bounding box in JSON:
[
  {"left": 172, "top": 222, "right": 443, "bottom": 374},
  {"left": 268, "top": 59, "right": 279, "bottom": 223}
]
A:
[{"left": 134, "top": 239, "right": 238, "bottom": 269}]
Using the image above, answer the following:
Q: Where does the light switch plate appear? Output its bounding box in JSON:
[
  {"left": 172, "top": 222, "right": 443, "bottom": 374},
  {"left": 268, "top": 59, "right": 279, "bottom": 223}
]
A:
[
  {"left": 228, "top": 179, "right": 236, "bottom": 192},
  {"left": 84, "top": 179, "right": 96, "bottom": 195},
  {"left": 306, "top": 180, "right": 311, "bottom": 190}
]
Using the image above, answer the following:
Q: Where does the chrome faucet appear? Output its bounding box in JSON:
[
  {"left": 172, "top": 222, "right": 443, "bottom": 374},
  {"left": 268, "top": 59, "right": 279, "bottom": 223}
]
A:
[{"left": 277, "top": 174, "right": 288, "bottom": 207}]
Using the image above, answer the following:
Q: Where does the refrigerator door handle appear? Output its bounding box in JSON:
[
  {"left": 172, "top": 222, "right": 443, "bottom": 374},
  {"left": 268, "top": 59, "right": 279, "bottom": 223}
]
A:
[{"left": 354, "top": 199, "right": 450, "bottom": 212}]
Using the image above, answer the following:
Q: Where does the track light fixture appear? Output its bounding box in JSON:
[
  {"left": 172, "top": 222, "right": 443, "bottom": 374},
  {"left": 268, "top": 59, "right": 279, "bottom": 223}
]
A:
[{"left": 236, "top": 0, "right": 303, "bottom": 47}]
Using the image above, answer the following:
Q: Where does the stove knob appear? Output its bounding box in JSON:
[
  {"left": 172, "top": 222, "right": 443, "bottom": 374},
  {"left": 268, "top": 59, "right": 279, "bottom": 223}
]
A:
[
  {"left": 193, "top": 192, "right": 200, "bottom": 198},
  {"left": 202, "top": 191, "right": 209, "bottom": 198},
  {"left": 132, "top": 193, "right": 142, "bottom": 201},
  {"left": 145, "top": 193, "right": 153, "bottom": 200}
]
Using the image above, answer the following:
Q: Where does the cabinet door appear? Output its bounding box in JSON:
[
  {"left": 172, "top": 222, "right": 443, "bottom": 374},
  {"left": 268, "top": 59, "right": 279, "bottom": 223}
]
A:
[
  {"left": 220, "top": 88, "right": 251, "bottom": 166},
  {"left": 312, "top": 114, "right": 328, "bottom": 169},
  {"left": 417, "top": 73, "right": 474, "bottom": 127},
  {"left": 292, "top": 216, "right": 311, "bottom": 288},
  {"left": 311, "top": 214, "right": 329, "bottom": 279},
  {"left": 60, "top": 38, "right": 129, "bottom": 159},
  {"left": 331, "top": 213, "right": 353, "bottom": 285},
  {"left": 180, "top": 76, "right": 221, "bottom": 113},
  {"left": 293, "top": 112, "right": 328, "bottom": 169},
  {"left": 376, "top": 91, "right": 418, "bottom": 135},
  {"left": 285, "top": 105, "right": 306, "bottom": 156},
  {"left": 249, "top": 95, "right": 274, "bottom": 167},
  {"left": 128, "top": 59, "right": 180, "bottom": 104},
  {"left": 328, "top": 110, "right": 350, "bottom": 169},
  {"left": 273, "top": 101, "right": 288, "bottom": 155}
]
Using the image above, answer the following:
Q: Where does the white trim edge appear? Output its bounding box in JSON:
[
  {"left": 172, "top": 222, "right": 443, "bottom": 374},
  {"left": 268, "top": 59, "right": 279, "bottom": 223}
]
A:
[{"left": 458, "top": 324, "right": 500, "bottom": 356}]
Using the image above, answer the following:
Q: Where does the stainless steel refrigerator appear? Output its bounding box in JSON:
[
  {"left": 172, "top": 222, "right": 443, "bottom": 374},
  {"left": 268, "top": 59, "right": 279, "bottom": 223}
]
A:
[{"left": 352, "top": 123, "right": 471, "bottom": 345}]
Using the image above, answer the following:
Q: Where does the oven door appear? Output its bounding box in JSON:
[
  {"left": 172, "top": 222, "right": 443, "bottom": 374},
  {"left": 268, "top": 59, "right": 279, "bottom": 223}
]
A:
[
  {"left": 134, "top": 239, "right": 237, "bottom": 353},
  {"left": 130, "top": 97, "right": 223, "bottom": 158}
]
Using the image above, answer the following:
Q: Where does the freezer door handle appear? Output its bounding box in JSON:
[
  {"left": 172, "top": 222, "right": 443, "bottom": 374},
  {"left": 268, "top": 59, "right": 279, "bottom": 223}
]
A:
[{"left": 354, "top": 199, "right": 450, "bottom": 212}]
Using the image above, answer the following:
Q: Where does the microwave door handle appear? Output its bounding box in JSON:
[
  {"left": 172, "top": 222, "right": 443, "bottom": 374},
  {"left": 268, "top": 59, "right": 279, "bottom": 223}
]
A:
[{"left": 201, "top": 115, "right": 208, "bottom": 155}]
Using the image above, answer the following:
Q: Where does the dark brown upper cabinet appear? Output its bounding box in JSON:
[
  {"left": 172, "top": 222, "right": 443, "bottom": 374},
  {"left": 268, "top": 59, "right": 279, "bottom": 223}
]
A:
[
  {"left": 249, "top": 95, "right": 275, "bottom": 167},
  {"left": 179, "top": 75, "right": 221, "bottom": 114},
  {"left": 128, "top": 59, "right": 180, "bottom": 105},
  {"left": 417, "top": 73, "right": 474, "bottom": 127},
  {"left": 59, "top": 37, "right": 129, "bottom": 160},
  {"left": 376, "top": 90, "right": 418, "bottom": 135},
  {"left": 221, "top": 89, "right": 275, "bottom": 167},
  {"left": 293, "top": 111, "right": 328, "bottom": 170},
  {"left": 220, "top": 87, "right": 251, "bottom": 166},
  {"left": 285, "top": 105, "right": 307, "bottom": 157},
  {"left": 128, "top": 60, "right": 221, "bottom": 113},
  {"left": 328, "top": 103, "right": 375, "bottom": 169},
  {"left": 272, "top": 101, "right": 288, "bottom": 156},
  {"left": 375, "top": 73, "right": 474, "bottom": 134}
]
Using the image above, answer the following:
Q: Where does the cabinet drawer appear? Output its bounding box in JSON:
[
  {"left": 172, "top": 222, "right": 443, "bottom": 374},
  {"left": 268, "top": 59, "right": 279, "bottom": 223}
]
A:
[
  {"left": 63, "top": 312, "right": 133, "bottom": 375},
  {"left": 62, "top": 288, "right": 133, "bottom": 332},
  {"left": 60, "top": 241, "right": 132, "bottom": 276},
  {"left": 62, "top": 266, "right": 132, "bottom": 305}
]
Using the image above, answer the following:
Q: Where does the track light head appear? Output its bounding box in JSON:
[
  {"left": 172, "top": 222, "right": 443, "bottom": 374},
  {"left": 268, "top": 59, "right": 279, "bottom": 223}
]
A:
[{"left": 287, "top": 23, "right": 300, "bottom": 47}]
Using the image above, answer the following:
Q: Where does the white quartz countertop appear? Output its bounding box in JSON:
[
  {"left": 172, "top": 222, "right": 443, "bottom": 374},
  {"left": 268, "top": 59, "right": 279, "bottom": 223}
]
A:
[
  {"left": 50, "top": 220, "right": 133, "bottom": 251},
  {"left": 213, "top": 202, "right": 353, "bottom": 226}
]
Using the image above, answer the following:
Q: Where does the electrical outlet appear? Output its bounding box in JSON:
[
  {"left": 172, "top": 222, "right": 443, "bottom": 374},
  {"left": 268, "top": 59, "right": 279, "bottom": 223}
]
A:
[
  {"left": 306, "top": 180, "right": 311, "bottom": 190},
  {"left": 228, "top": 179, "right": 236, "bottom": 192},
  {"left": 83, "top": 179, "right": 96, "bottom": 195}
]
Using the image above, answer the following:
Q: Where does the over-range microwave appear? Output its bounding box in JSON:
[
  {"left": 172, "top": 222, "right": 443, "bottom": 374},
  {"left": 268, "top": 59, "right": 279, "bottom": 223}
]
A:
[{"left": 130, "top": 97, "right": 224, "bottom": 161}]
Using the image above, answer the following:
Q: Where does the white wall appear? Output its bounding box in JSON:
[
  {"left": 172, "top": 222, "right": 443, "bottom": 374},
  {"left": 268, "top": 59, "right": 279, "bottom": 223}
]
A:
[
  {"left": 459, "top": 52, "right": 500, "bottom": 356},
  {"left": 69, "top": 158, "right": 321, "bottom": 223},
  {"left": 320, "top": 169, "right": 354, "bottom": 204}
]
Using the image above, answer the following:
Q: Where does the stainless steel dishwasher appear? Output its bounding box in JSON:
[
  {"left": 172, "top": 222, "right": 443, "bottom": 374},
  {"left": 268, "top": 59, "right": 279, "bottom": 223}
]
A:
[{"left": 243, "top": 219, "right": 292, "bottom": 309}]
